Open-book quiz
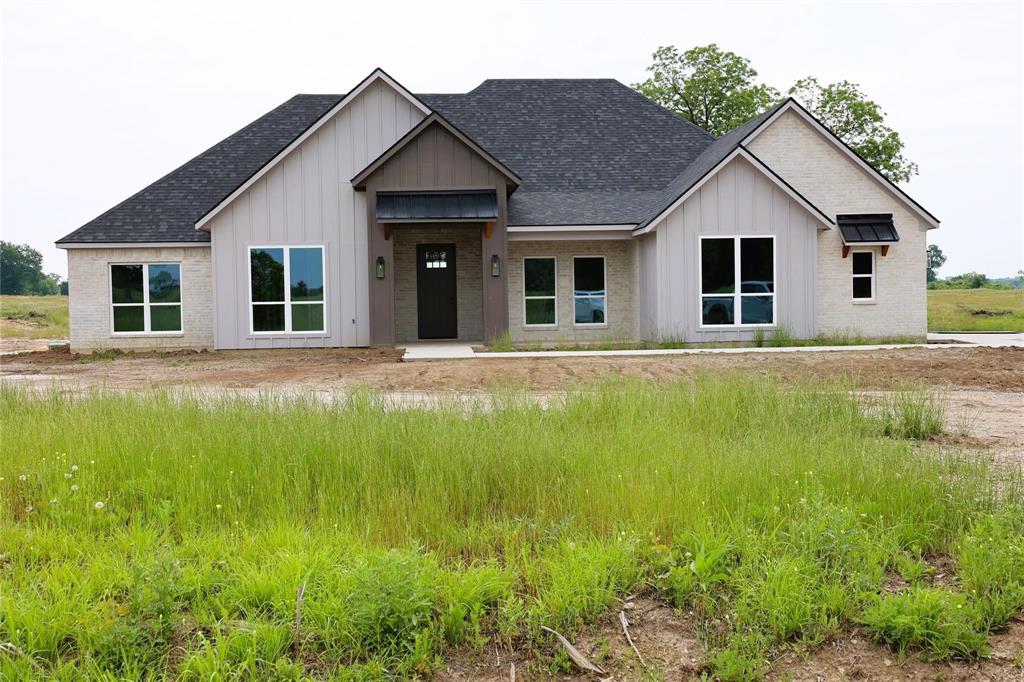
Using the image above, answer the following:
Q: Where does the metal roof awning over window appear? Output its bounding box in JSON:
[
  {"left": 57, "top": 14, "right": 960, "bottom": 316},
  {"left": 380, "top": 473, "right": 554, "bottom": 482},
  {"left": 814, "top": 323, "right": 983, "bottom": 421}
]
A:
[
  {"left": 837, "top": 214, "right": 900, "bottom": 244},
  {"left": 376, "top": 190, "right": 498, "bottom": 223}
]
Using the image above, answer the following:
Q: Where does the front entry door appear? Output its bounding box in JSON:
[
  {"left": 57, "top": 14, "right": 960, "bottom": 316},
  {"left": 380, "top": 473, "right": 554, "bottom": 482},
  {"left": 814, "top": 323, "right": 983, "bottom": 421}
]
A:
[{"left": 416, "top": 244, "right": 458, "bottom": 339}]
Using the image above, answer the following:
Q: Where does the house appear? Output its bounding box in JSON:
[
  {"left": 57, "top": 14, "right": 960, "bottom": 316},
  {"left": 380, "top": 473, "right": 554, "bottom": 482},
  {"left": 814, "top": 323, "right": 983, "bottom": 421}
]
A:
[{"left": 56, "top": 68, "right": 939, "bottom": 351}]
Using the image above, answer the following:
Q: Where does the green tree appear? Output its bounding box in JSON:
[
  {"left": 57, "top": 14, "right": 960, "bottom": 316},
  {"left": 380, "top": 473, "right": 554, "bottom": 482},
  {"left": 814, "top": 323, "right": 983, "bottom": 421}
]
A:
[
  {"left": 635, "top": 45, "right": 919, "bottom": 182},
  {"left": 926, "top": 244, "right": 947, "bottom": 282},
  {"left": 788, "top": 78, "right": 919, "bottom": 183},
  {"left": 633, "top": 44, "right": 779, "bottom": 137},
  {"left": 1, "top": 241, "right": 63, "bottom": 295}
]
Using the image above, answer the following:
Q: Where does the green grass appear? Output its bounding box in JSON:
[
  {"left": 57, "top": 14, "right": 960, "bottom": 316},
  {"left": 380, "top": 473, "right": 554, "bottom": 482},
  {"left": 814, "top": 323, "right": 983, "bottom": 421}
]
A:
[
  {"left": 928, "top": 289, "right": 1024, "bottom": 332},
  {"left": 1, "top": 379, "right": 1022, "bottom": 679},
  {"left": 0, "top": 294, "right": 69, "bottom": 339}
]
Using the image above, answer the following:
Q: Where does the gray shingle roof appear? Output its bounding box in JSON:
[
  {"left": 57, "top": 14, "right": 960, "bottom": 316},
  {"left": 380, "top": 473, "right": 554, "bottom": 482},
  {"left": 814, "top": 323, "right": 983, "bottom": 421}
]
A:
[
  {"left": 57, "top": 94, "right": 343, "bottom": 243},
  {"left": 60, "top": 77, "right": 796, "bottom": 242},
  {"left": 419, "top": 79, "right": 715, "bottom": 225}
]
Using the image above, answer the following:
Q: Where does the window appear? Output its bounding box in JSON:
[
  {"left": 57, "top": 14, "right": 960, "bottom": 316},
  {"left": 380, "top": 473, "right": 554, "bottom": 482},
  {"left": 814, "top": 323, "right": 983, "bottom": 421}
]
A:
[
  {"left": 852, "top": 251, "right": 874, "bottom": 301},
  {"left": 249, "top": 246, "right": 325, "bottom": 333},
  {"left": 573, "top": 257, "right": 606, "bottom": 325},
  {"left": 423, "top": 249, "right": 448, "bottom": 269},
  {"left": 523, "top": 257, "right": 557, "bottom": 326},
  {"left": 700, "top": 236, "right": 775, "bottom": 326},
  {"left": 110, "top": 263, "right": 182, "bottom": 334}
]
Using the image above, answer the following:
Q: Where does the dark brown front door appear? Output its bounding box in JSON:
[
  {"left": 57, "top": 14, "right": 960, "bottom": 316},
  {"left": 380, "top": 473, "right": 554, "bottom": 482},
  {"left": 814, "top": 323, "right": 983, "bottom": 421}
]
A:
[{"left": 416, "top": 244, "right": 457, "bottom": 339}]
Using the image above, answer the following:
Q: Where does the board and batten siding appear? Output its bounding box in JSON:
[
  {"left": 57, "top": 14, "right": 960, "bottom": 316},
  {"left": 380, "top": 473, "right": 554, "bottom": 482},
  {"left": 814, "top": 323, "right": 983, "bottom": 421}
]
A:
[
  {"left": 647, "top": 155, "right": 821, "bottom": 342},
  {"left": 205, "top": 79, "right": 426, "bottom": 349}
]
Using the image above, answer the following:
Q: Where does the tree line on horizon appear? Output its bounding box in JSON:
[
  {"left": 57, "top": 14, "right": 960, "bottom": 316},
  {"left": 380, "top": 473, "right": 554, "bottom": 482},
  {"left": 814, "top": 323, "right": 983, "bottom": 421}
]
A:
[{"left": 1, "top": 241, "right": 66, "bottom": 296}]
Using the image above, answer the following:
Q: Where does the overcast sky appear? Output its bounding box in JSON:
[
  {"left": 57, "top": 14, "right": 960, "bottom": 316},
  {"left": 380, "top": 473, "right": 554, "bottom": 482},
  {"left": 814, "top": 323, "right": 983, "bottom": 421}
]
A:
[{"left": 2, "top": 0, "right": 1021, "bottom": 278}]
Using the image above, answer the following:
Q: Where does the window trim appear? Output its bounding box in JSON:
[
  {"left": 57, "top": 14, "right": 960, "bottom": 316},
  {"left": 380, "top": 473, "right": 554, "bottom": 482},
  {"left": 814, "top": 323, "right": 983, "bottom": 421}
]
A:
[
  {"left": 697, "top": 235, "right": 777, "bottom": 329},
  {"left": 247, "top": 245, "right": 328, "bottom": 336},
  {"left": 109, "top": 262, "right": 184, "bottom": 336},
  {"left": 851, "top": 249, "right": 876, "bottom": 303},
  {"left": 522, "top": 256, "right": 558, "bottom": 328},
  {"left": 572, "top": 255, "right": 608, "bottom": 327}
]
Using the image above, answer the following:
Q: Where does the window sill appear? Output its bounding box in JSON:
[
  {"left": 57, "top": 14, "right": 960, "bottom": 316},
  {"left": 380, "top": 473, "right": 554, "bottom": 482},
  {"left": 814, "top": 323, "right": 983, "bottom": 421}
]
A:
[
  {"left": 247, "top": 333, "right": 330, "bottom": 339},
  {"left": 852, "top": 299, "right": 877, "bottom": 305},
  {"left": 698, "top": 324, "right": 777, "bottom": 330},
  {"left": 523, "top": 324, "right": 559, "bottom": 330},
  {"left": 111, "top": 333, "right": 185, "bottom": 338},
  {"left": 573, "top": 323, "right": 609, "bottom": 329}
]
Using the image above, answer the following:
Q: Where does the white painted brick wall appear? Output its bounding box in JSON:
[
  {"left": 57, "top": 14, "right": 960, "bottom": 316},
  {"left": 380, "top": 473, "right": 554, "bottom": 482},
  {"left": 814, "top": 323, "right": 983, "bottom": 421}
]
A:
[
  {"left": 747, "top": 110, "right": 929, "bottom": 338},
  {"left": 506, "top": 240, "right": 638, "bottom": 343},
  {"left": 67, "top": 247, "right": 214, "bottom": 351}
]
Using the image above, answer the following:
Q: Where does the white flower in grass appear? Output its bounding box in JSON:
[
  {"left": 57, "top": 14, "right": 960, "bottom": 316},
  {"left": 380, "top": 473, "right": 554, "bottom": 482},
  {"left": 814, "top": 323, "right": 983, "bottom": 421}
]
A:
[
  {"left": 64, "top": 473, "right": 72, "bottom": 479},
  {"left": 25, "top": 505, "right": 33, "bottom": 513},
  {"left": 71, "top": 465, "right": 79, "bottom": 472},
  {"left": 71, "top": 484, "right": 79, "bottom": 492},
  {"left": 18, "top": 474, "right": 27, "bottom": 481},
  {"left": 49, "top": 498, "right": 57, "bottom": 504},
  {"left": 94, "top": 501, "right": 105, "bottom": 510}
]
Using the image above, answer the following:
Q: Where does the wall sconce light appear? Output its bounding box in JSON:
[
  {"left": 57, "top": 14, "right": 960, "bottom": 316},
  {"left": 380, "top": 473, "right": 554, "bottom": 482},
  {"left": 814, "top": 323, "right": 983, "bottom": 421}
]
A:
[
  {"left": 490, "top": 254, "right": 501, "bottom": 277},
  {"left": 375, "top": 256, "right": 386, "bottom": 279}
]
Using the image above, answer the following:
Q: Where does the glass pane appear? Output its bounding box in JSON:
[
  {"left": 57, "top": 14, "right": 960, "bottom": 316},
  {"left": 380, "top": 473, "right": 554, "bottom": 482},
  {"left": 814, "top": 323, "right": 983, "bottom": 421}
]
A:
[
  {"left": 573, "top": 258, "right": 604, "bottom": 295},
  {"left": 250, "top": 248, "right": 285, "bottom": 302},
  {"left": 740, "top": 238, "right": 773, "bottom": 292},
  {"left": 574, "top": 296, "right": 605, "bottom": 324},
  {"left": 852, "top": 252, "right": 873, "bottom": 275},
  {"left": 290, "top": 248, "right": 324, "bottom": 301},
  {"left": 113, "top": 305, "right": 144, "bottom": 332},
  {"left": 741, "top": 296, "right": 774, "bottom": 324},
  {"left": 150, "top": 305, "right": 182, "bottom": 332},
  {"left": 291, "top": 304, "right": 324, "bottom": 332},
  {"left": 525, "top": 298, "right": 556, "bottom": 325},
  {"left": 701, "top": 239, "right": 734, "bottom": 294},
  {"left": 853, "top": 277, "right": 873, "bottom": 299},
  {"left": 524, "top": 258, "right": 555, "bottom": 297},
  {"left": 702, "top": 296, "right": 734, "bottom": 325},
  {"left": 252, "top": 304, "right": 285, "bottom": 332},
  {"left": 148, "top": 264, "right": 181, "bottom": 303},
  {"left": 111, "top": 265, "right": 144, "bottom": 303}
]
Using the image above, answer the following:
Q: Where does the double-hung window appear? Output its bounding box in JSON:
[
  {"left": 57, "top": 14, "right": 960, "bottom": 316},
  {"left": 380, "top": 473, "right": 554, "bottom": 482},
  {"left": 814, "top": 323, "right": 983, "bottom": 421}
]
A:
[
  {"left": 700, "top": 236, "right": 775, "bottom": 326},
  {"left": 249, "top": 246, "right": 325, "bottom": 334},
  {"left": 523, "top": 257, "right": 557, "bottom": 326},
  {"left": 573, "top": 257, "right": 606, "bottom": 325},
  {"left": 852, "top": 251, "right": 874, "bottom": 301},
  {"left": 110, "top": 263, "right": 182, "bottom": 334}
]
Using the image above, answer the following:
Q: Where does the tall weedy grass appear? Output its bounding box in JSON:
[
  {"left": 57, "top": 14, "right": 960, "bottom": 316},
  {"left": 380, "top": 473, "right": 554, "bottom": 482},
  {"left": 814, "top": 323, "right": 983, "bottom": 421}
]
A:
[{"left": 1, "top": 378, "right": 1021, "bottom": 680}]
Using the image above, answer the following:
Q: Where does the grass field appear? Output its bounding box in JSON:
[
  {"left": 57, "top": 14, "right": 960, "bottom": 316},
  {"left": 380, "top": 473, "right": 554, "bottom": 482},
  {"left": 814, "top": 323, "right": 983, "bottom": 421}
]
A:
[
  {"left": 928, "top": 288, "right": 1024, "bottom": 332},
  {"left": 2, "top": 379, "right": 1022, "bottom": 680},
  {"left": 0, "top": 295, "right": 69, "bottom": 339}
]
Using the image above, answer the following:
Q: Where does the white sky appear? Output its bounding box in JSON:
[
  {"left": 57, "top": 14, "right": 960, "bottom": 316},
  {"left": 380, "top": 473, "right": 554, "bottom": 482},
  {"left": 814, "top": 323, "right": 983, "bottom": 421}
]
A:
[{"left": 2, "top": 0, "right": 1022, "bottom": 278}]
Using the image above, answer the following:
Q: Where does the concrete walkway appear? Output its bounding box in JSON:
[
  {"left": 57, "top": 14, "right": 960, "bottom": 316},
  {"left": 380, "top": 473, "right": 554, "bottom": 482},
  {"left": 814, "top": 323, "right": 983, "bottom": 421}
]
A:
[
  {"left": 927, "top": 332, "right": 1024, "bottom": 348},
  {"left": 401, "top": 341, "right": 476, "bottom": 361}
]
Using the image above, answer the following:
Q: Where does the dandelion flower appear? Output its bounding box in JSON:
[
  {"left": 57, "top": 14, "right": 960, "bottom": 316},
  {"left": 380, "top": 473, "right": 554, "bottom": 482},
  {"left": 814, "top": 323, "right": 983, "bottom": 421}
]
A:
[
  {"left": 71, "top": 484, "right": 79, "bottom": 492},
  {"left": 64, "top": 473, "right": 72, "bottom": 479},
  {"left": 71, "top": 465, "right": 79, "bottom": 472},
  {"left": 216, "top": 504, "right": 222, "bottom": 510},
  {"left": 49, "top": 498, "right": 57, "bottom": 504},
  {"left": 25, "top": 505, "right": 33, "bottom": 513},
  {"left": 94, "top": 501, "right": 105, "bottom": 510},
  {"left": 18, "top": 474, "right": 27, "bottom": 481}
]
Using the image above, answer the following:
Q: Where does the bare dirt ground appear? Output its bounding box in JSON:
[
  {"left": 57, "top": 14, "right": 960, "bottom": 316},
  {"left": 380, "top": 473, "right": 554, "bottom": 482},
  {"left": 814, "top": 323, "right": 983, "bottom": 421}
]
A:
[
  {"left": 437, "top": 596, "right": 1024, "bottom": 681},
  {"left": 2, "top": 344, "right": 1022, "bottom": 392},
  {"left": 3, "top": 344, "right": 1022, "bottom": 679}
]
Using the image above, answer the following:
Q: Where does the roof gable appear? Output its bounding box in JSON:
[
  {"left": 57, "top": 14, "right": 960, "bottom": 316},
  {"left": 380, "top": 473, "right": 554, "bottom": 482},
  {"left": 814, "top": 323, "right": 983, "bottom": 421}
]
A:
[
  {"left": 634, "top": 146, "right": 834, "bottom": 235},
  {"left": 351, "top": 114, "right": 522, "bottom": 190},
  {"left": 741, "top": 99, "right": 939, "bottom": 228},
  {"left": 196, "top": 68, "right": 431, "bottom": 231}
]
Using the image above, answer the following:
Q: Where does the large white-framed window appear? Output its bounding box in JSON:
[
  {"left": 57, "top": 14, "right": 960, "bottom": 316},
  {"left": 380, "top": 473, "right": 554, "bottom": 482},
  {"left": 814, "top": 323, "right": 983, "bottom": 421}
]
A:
[
  {"left": 248, "top": 246, "right": 326, "bottom": 334},
  {"left": 573, "top": 256, "right": 607, "bottom": 326},
  {"left": 523, "top": 256, "right": 557, "bottom": 327},
  {"left": 851, "top": 250, "right": 875, "bottom": 302},
  {"left": 699, "top": 236, "right": 776, "bottom": 327},
  {"left": 110, "top": 263, "right": 182, "bottom": 335}
]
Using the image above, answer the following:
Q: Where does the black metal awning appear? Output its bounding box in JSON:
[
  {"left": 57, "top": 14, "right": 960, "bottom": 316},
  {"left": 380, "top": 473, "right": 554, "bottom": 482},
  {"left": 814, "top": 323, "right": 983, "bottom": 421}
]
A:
[
  {"left": 837, "top": 214, "right": 900, "bottom": 244},
  {"left": 376, "top": 190, "right": 498, "bottom": 222}
]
